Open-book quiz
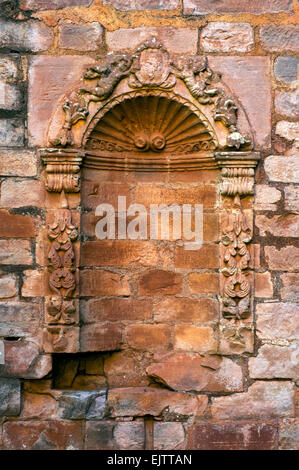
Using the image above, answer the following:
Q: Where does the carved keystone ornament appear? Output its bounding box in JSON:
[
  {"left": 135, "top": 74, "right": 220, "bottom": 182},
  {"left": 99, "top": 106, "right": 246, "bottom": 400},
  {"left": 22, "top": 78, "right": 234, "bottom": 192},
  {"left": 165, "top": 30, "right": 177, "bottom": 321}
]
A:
[{"left": 40, "top": 38, "right": 259, "bottom": 354}]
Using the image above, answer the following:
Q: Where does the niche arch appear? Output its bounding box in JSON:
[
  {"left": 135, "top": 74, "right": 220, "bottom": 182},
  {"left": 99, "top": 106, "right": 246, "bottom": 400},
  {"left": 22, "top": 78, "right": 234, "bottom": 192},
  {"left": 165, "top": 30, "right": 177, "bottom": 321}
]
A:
[{"left": 40, "top": 37, "right": 259, "bottom": 356}]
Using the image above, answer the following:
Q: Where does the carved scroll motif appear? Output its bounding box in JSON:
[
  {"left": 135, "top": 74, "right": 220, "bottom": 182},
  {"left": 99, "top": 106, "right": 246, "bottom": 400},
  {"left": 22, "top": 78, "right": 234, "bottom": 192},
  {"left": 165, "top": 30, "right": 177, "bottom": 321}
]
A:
[
  {"left": 216, "top": 154, "right": 259, "bottom": 354},
  {"left": 46, "top": 192, "right": 78, "bottom": 326},
  {"left": 50, "top": 37, "right": 250, "bottom": 151}
]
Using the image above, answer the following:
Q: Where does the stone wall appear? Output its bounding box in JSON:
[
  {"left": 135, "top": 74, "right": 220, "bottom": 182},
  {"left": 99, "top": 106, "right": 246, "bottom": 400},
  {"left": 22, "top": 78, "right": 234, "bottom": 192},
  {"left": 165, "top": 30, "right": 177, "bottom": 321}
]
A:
[{"left": 0, "top": 0, "right": 298, "bottom": 450}]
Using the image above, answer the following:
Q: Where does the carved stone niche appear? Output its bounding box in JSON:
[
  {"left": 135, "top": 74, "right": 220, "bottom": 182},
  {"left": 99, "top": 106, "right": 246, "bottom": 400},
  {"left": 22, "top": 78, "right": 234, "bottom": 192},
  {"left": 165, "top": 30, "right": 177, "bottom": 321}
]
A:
[{"left": 40, "top": 37, "right": 259, "bottom": 355}]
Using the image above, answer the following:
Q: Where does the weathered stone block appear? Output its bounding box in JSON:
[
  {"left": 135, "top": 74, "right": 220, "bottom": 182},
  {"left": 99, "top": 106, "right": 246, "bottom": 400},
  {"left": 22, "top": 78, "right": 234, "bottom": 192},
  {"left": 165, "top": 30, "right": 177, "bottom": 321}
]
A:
[
  {"left": 0, "top": 119, "right": 24, "bottom": 147},
  {"left": 0, "top": 210, "right": 35, "bottom": 238},
  {"left": 174, "top": 325, "right": 217, "bottom": 353},
  {"left": 0, "top": 82, "right": 22, "bottom": 111},
  {"left": 188, "top": 273, "right": 219, "bottom": 294},
  {"left": 254, "top": 185, "right": 281, "bottom": 211},
  {"left": 249, "top": 343, "right": 299, "bottom": 380},
  {"left": 279, "top": 419, "right": 299, "bottom": 450},
  {"left": 208, "top": 56, "right": 271, "bottom": 149},
  {"left": 260, "top": 25, "right": 299, "bottom": 52},
  {"left": 154, "top": 297, "right": 218, "bottom": 323},
  {"left": 187, "top": 423, "right": 278, "bottom": 450},
  {"left": 82, "top": 298, "right": 152, "bottom": 323},
  {"left": 184, "top": 0, "right": 292, "bottom": 15},
  {"left": 104, "top": 0, "right": 179, "bottom": 10},
  {"left": 175, "top": 245, "right": 219, "bottom": 268},
  {"left": 80, "top": 270, "right": 131, "bottom": 296},
  {"left": 0, "top": 378, "right": 21, "bottom": 416},
  {"left": 0, "top": 275, "right": 17, "bottom": 298},
  {"left": 104, "top": 350, "right": 149, "bottom": 388},
  {"left": 146, "top": 352, "right": 243, "bottom": 392},
  {"left": 28, "top": 55, "right": 96, "bottom": 146},
  {"left": 281, "top": 273, "right": 299, "bottom": 300},
  {"left": 265, "top": 246, "right": 299, "bottom": 271},
  {"left": 0, "top": 340, "right": 51, "bottom": 379},
  {"left": 138, "top": 270, "right": 182, "bottom": 296},
  {"left": 81, "top": 241, "right": 158, "bottom": 267},
  {"left": 0, "top": 57, "right": 18, "bottom": 80},
  {"left": 0, "top": 19, "right": 54, "bottom": 52},
  {"left": 275, "top": 90, "right": 299, "bottom": 118},
  {"left": 114, "top": 422, "right": 145, "bottom": 450},
  {"left": 0, "top": 149, "right": 37, "bottom": 177},
  {"left": 200, "top": 22, "right": 254, "bottom": 53},
  {"left": 265, "top": 156, "right": 299, "bottom": 183},
  {"left": 154, "top": 422, "right": 185, "bottom": 450},
  {"left": 0, "top": 179, "right": 45, "bottom": 208},
  {"left": 284, "top": 186, "right": 299, "bottom": 213},
  {"left": 58, "top": 22, "right": 103, "bottom": 51},
  {"left": 108, "top": 387, "right": 200, "bottom": 418},
  {"left": 80, "top": 323, "right": 122, "bottom": 352},
  {"left": 255, "top": 272, "right": 273, "bottom": 298},
  {"left": 85, "top": 421, "right": 114, "bottom": 450},
  {"left": 256, "top": 214, "right": 299, "bottom": 238},
  {"left": 125, "top": 324, "right": 171, "bottom": 351},
  {"left": 20, "top": 0, "right": 94, "bottom": 10},
  {"left": 58, "top": 391, "right": 106, "bottom": 420},
  {"left": 274, "top": 57, "right": 298, "bottom": 84},
  {"left": 256, "top": 302, "right": 299, "bottom": 341},
  {"left": 3, "top": 421, "right": 83, "bottom": 450},
  {"left": 0, "top": 240, "right": 32, "bottom": 265},
  {"left": 276, "top": 121, "right": 299, "bottom": 142},
  {"left": 211, "top": 381, "right": 294, "bottom": 420},
  {"left": 106, "top": 27, "right": 198, "bottom": 54}
]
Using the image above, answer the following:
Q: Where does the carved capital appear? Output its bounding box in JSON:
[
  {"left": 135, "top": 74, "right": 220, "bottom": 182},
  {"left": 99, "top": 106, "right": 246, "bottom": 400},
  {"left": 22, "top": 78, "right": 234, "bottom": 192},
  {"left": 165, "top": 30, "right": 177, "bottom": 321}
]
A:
[
  {"left": 40, "top": 148, "right": 83, "bottom": 193},
  {"left": 216, "top": 152, "right": 260, "bottom": 197}
]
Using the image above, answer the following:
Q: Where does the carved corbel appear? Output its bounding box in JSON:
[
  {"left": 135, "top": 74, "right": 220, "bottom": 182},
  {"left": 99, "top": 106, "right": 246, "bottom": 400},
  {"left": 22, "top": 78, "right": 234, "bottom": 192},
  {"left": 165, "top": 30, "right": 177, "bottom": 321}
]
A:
[
  {"left": 216, "top": 152, "right": 260, "bottom": 354},
  {"left": 40, "top": 148, "right": 84, "bottom": 193}
]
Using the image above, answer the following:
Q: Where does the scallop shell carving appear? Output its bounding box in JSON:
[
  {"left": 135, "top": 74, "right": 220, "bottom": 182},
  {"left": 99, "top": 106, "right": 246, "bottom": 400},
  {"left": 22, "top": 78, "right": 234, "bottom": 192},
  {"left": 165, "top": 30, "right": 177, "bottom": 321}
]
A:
[{"left": 86, "top": 95, "right": 217, "bottom": 154}]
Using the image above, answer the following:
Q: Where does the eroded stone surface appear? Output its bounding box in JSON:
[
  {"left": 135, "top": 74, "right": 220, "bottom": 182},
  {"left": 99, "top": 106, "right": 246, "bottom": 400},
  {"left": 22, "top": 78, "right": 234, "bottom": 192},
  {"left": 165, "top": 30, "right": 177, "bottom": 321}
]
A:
[
  {"left": 146, "top": 352, "right": 243, "bottom": 392},
  {"left": 249, "top": 343, "right": 299, "bottom": 380},
  {"left": 265, "top": 156, "right": 299, "bottom": 183},
  {"left": 0, "top": 378, "right": 21, "bottom": 416},
  {"left": 211, "top": 381, "right": 295, "bottom": 420},
  {"left": 256, "top": 302, "right": 299, "bottom": 341},
  {"left": 201, "top": 22, "right": 254, "bottom": 53}
]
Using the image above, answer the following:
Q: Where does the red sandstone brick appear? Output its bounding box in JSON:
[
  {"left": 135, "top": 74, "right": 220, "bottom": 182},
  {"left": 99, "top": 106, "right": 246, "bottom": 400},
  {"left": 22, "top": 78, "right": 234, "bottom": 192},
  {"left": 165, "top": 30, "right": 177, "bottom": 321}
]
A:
[
  {"left": 82, "top": 298, "right": 152, "bottom": 323},
  {"left": 201, "top": 22, "right": 254, "bottom": 53},
  {"left": 0, "top": 179, "right": 45, "bottom": 208},
  {"left": 80, "top": 270, "right": 131, "bottom": 296},
  {"left": 138, "top": 270, "right": 182, "bottom": 296},
  {"left": 104, "top": 0, "right": 179, "bottom": 10},
  {"left": 134, "top": 185, "right": 216, "bottom": 209},
  {"left": 208, "top": 56, "right": 271, "bottom": 149},
  {"left": 188, "top": 272, "right": 219, "bottom": 294},
  {"left": 22, "top": 270, "right": 44, "bottom": 297},
  {"left": 187, "top": 423, "right": 278, "bottom": 450},
  {"left": 0, "top": 149, "right": 37, "bottom": 177},
  {"left": 255, "top": 272, "right": 273, "bottom": 298},
  {"left": 1, "top": 340, "right": 51, "bottom": 379},
  {"left": 259, "top": 25, "right": 299, "bottom": 52},
  {"left": 114, "top": 422, "right": 145, "bottom": 450},
  {"left": 174, "top": 325, "right": 217, "bottom": 353},
  {"left": 80, "top": 323, "right": 122, "bottom": 352},
  {"left": 58, "top": 22, "right": 103, "bottom": 51},
  {"left": 20, "top": 0, "right": 94, "bottom": 10},
  {"left": 0, "top": 210, "right": 35, "bottom": 238},
  {"left": 3, "top": 421, "right": 83, "bottom": 450},
  {"left": 85, "top": 421, "right": 115, "bottom": 450},
  {"left": 175, "top": 245, "right": 219, "bottom": 268},
  {"left": 154, "top": 422, "right": 185, "bottom": 450},
  {"left": 104, "top": 350, "right": 150, "bottom": 387},
  {"left": 21, "top": 392, "right": 58, "bottom": 420},
  {"left": 147, "top": 352, "right": 242, "bottom": 393},
  {"left": 265, "top": 246, "right": 299, "bottom": 271},
  {"left": 281, "top": 273, "right": 299, "bottom": 300},
  {"left": 81, "top": 241, "right": 158, "bottom": 267},
  {"left": 0, "top": 275, "right": 17, "bottom": 299},
  {"left": 0, "top": 239, "right": 32, "bottom": 265},
  {"left": 106, "top": 27, "right": 198, "bottom": 54},
  {"left": 81, "top": 181, "right": 130, "bottom": 210},
  {"left": 125, "top": 324, "right": 171, "bottom": 351},
  {"left": 154, "top": 297, "right": 218, "bottom": 323},
  {"left": 108, "top": 387, "right": 199, "bottom": 418},
  {"left": 184, "top": 0, "right": 292, "bottom": 14},
  {"left": 264, "top": 156, "right": 299, "bottom": 183}
]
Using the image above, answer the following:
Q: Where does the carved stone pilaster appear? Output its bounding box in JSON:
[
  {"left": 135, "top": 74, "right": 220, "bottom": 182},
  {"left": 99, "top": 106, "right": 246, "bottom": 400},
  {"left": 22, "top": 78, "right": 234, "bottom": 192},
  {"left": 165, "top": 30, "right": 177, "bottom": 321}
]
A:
[
  {"left": 216, "top": 152, "right": 260, "bottom": 355},
  {"left": 40, "top": 148, "right": 83, "bottom": 193}
]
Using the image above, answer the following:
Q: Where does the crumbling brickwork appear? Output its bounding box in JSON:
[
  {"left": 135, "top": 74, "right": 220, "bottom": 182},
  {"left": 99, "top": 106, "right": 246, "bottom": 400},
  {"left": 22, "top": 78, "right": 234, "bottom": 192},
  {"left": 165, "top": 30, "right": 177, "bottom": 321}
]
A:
[{"left": 0, "top": 0, "right": 298, "bottom": 450}]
